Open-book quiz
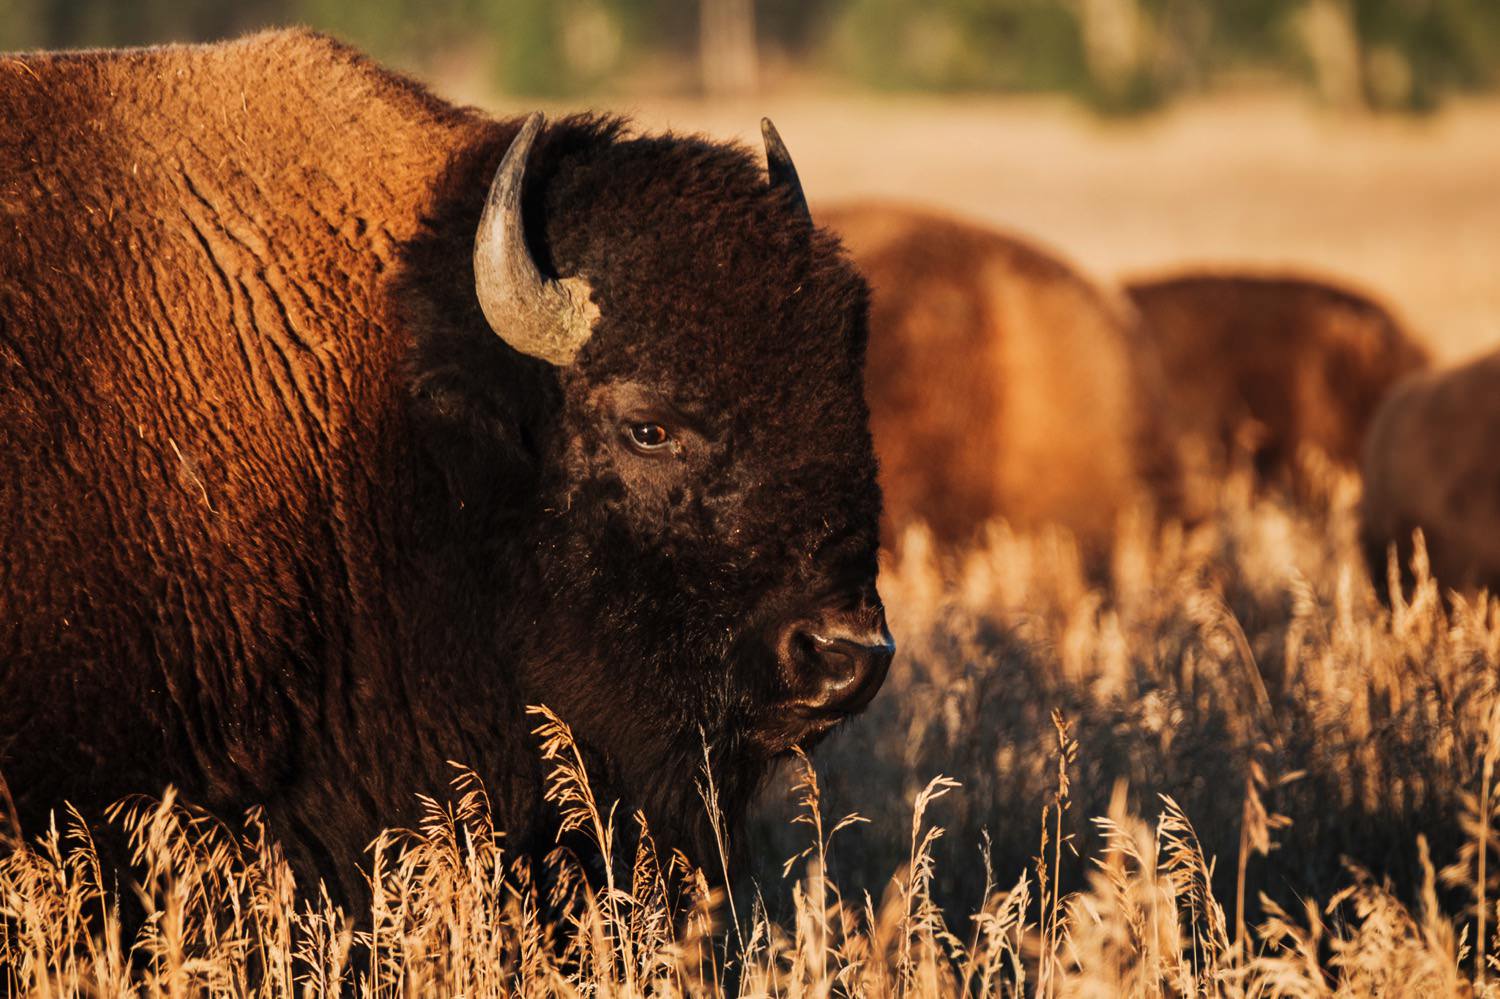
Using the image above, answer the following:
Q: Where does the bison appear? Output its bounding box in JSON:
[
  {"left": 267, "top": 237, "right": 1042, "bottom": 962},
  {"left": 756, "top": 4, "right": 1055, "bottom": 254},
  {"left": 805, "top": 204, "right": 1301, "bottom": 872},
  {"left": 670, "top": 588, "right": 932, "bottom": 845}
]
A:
[
  {"left": 1124, "top": 270, "right": 1431, "bottom": 489},
  {"left": 0, "top": 30, "right": 892, "bottom": 898},
  {"left": 1360, "top": 348, "right": 1500, "bottom": 598},
  {"left": 817, "top": 201, "right": 1180, "bottom": 557}
]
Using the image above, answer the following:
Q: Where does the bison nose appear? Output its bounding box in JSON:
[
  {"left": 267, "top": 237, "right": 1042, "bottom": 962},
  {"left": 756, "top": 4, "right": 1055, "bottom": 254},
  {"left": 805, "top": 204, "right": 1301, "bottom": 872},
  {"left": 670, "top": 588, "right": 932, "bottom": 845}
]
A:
[{"left": 781, "top": 616, "right": 894, "bottom": 715}]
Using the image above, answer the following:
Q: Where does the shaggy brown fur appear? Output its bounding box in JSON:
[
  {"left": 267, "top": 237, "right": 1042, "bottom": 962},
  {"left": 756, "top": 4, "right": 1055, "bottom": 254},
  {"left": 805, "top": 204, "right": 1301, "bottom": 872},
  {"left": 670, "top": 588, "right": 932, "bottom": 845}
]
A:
[
  {"left": 0, "top": 31, "right": 884, "bottom": 899},
  {"left": 1360, "top": 348, "right": 1500, "bottom": 597},
  {"left": 1125, "top": 271, "right": 1431, "bottom": 487},
  {"left": 818, "top": 201, "right": 1180, "bottom": 555}
]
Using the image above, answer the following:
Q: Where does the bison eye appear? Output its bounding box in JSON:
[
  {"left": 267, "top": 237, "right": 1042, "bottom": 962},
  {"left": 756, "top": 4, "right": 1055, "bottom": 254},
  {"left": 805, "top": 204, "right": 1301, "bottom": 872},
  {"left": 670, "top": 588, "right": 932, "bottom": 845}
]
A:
[{"left": 626, "top": 421, "right": 672, "bottom": 452}]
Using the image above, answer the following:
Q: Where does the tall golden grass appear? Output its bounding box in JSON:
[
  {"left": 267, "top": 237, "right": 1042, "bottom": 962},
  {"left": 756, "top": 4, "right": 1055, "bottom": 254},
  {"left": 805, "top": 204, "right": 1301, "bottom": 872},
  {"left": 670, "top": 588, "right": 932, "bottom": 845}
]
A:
[{"left": 4, "top": 458, "right": 1500, "bottom": 997}]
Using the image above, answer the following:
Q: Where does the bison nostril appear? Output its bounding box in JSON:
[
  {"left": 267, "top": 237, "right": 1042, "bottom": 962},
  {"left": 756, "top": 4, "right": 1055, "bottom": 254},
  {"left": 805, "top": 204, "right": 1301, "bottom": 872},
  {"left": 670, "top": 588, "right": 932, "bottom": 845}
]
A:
[
  {"left": 809, "top": 633, "right": 867, "bottom": 681},
  {"left": 787, "top": 623, "right": 894, "bottom": 714}
]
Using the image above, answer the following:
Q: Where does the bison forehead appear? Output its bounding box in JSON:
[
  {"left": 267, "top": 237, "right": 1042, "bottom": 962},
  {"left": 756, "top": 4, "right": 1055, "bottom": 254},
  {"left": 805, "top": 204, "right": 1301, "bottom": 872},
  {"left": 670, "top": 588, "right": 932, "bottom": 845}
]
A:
[{"left": 528, "top": 120, "right": 871, "bottom": 404}]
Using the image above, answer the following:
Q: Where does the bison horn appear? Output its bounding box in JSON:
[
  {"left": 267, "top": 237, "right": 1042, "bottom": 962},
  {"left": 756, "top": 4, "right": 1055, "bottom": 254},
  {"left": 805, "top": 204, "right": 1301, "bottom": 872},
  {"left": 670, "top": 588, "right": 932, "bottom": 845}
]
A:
[
  {"left": 761, "top": 118, "right": 811, "bottom": 223},
  {"left": 474, "top": 112, "right": 599, "bottom": 367}
]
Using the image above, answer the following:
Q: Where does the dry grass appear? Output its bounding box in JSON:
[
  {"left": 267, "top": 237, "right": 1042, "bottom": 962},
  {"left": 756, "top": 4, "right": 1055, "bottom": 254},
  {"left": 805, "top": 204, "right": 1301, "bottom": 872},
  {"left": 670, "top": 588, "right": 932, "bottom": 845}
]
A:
[
  {"left": 5, "top": 460, "right": 1500, "bottom": 996},
  {"left": 770, "top": 456, "right": 1500, "bottom": 906}
]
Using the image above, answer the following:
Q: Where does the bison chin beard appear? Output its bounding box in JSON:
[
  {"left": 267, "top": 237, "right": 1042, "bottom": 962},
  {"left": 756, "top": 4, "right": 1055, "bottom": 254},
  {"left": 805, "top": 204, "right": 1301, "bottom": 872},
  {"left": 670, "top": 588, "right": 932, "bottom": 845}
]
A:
[
  {"left": 488, "top": 489, "right": 815, "bottom": 881},
  {"left": 508, "top": 596, "right": 780, "bottom": 881},
  {"left": 527, "top": 672, "right": 777, "bottom": 882}
]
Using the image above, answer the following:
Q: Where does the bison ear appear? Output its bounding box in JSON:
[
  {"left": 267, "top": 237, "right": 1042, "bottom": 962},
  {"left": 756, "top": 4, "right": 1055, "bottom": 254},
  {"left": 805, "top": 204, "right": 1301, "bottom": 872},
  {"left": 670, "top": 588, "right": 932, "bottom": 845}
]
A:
[
  {"left": 474, "top": 112, "right": 600, "bottom": 367},
  {"left": 761, "top": 118, "right": 811, "bottom": 224}
]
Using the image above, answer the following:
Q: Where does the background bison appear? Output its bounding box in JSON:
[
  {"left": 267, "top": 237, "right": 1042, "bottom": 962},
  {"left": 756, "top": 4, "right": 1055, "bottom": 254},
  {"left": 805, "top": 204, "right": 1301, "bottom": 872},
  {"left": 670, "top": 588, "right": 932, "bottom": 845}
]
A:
[
  {"left": 1125, "top": 271, "right": 1431, "bottom": 490},
  {"left": 0, "top": 31, "right": 890, "bottom": 899},
  {"left": 819, "top": 201, "right": 1180, "bottom": 557},
  {"left": 1360, "top": 347, "right": 1500, "bottom": 598}
]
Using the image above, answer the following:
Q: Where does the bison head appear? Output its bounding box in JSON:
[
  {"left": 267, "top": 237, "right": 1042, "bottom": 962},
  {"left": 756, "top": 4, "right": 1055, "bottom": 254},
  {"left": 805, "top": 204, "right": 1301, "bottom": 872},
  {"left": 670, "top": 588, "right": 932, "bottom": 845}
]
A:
[{"left": 408, "top": 113, "right": 890, "bottom": 862}]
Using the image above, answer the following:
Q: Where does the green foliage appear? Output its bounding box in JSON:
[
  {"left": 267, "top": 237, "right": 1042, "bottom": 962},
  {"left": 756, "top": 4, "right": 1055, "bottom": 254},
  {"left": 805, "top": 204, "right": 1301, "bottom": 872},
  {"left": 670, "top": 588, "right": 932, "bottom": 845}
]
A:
[
  {"left": 825, "top": 0, "right": 1088, "bottom": 94},
  {"left": 1, "top": 0, "right": 1498, "bottom": 112},
  {"left": 0, "top": 0, "right": 289, "bottom": 49},
  {"left": 1353, "top": 0, "right": 1500, "bottom": 110}
]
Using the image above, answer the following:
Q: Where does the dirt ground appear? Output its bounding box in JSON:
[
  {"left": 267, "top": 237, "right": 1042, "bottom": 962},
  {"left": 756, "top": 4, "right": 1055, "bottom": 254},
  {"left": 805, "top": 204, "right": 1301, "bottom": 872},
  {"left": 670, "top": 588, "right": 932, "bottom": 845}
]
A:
[{"left": 481, "top": 91, "right": 1500, "bottom": 365}]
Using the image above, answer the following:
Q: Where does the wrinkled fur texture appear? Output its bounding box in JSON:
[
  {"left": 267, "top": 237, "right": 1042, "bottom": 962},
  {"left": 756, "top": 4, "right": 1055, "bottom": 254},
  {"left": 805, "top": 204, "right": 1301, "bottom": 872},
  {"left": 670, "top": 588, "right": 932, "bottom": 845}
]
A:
[
  {"left": 1126, "top": 271, "right": 1431, "bottom": 487},
  {"left": 819, "top": 201, "right": 1181, "bottom": 556},
  {"left": 0, "top": 30, "right": 881, "bottom": 899},
  {"left": 1360, "top": 347, "right": 1500, "bottom": 597}
]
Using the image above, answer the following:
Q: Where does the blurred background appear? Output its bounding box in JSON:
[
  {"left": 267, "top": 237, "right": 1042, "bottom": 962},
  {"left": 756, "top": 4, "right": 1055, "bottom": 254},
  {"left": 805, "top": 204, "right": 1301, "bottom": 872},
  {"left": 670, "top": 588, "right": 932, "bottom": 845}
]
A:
[{"left": 5, "top": 0, "right": 1496, "bottom": 357}]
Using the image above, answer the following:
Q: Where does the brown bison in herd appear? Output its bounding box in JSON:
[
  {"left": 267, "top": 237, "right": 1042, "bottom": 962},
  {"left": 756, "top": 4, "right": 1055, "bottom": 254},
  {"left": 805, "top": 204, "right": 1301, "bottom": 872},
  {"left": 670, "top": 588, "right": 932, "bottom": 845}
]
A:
[
  {"left": 832, "top": 211, "right": 1437, "bottom": 557},
  {"left": 820, "top": 201, "right": 1181, "bottom": 557},
  {"left": 0, "top": 30, "right": 891, "bottom": 899},
  {"left": 1361, "top": 347, "right": 1500, "bottom": 598},
  {"left": 1125, "top": 270, "right": 1431, "bottom": 487}
]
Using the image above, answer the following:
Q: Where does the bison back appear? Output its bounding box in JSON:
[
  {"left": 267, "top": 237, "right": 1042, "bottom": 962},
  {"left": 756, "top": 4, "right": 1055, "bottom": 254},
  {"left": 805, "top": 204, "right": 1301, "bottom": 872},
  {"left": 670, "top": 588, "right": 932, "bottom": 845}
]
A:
[
  {"left": 821, "top": 201, "right": 1179, "bottom": 557},
  {"left": 1127, "top": 271, "right": 1430, "bottom": 488},
  {"left": 1360, "top": 349, "right": 1500, "bottom": 598}
]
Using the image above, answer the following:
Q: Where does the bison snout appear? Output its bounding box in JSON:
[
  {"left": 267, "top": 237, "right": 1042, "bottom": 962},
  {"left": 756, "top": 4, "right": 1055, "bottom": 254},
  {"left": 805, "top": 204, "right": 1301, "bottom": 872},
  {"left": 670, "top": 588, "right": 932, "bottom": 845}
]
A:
[{"left": 779, "top": 614, "right": 894, "bottom": 716}]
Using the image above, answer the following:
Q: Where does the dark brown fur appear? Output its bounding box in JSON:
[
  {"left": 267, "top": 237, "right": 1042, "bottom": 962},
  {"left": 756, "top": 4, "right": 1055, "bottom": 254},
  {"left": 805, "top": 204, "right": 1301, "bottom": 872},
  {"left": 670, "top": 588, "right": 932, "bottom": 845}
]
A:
[
  {"left": 0, "top": 32, "right": 883, "bottom": 898},
  {"left": 1125, "top": 271, "right": 1431, "bottom": 487},
  {"left": 818, "top": 201, "right": 1180, "bottom": 556},
  {"left": 1360, "top": 348, "right": 1500, "bottom": 598}
]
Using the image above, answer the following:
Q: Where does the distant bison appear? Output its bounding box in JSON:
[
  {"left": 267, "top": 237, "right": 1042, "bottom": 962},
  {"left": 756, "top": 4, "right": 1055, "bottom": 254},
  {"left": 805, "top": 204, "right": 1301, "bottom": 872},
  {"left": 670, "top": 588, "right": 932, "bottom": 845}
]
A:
[
  {"left": 0, "top": 31, "right": 891, "bottom": 896},
  {"left": 1125, "top": 271, "right": 1430, "bottom": 487},
  {"left": 1360, "top": 348, "right": 1500, "bottom": 597},
  {"left": 818, "top": 201, "right": 1180, "bottom": 556}
]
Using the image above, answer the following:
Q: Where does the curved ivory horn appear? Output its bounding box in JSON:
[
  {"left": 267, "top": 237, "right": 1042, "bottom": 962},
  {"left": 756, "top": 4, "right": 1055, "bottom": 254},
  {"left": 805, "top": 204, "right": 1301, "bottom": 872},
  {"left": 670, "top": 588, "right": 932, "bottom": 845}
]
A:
[
  {"left": 760, "top": 117, "right": 811, "bottom": 223},
  {"left": 474, "top": 112, "right": 599, "bottom": 366}
]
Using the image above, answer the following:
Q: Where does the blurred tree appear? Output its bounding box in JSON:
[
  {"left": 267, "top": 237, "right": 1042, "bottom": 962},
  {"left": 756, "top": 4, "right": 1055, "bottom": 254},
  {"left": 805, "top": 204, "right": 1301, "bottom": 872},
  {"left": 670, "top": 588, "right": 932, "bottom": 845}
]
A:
[
  {"left": 700, "top": 0, "right": 758, "bottom": 96},
  {"left": 0, "top": 0, "right": 39, "bottom": 48},
  {"left": 826, "top": 0, "right": 1087, "bottom": 94},
  {"left": 1352, "top": 0, "right": 1500, "bottom": 110},
  {"left": 297, "top": 0, "right": 477, "bottom": 65},
  {"left": 486, "top": 0, "right": 573, "bottom": 94},
  {"left": 757, "top": 0, "right": 843, "bottom": 57},
  {"left": 1075, "top": 0, "right": 1166, "bottom": 111},
  {"left": 6, "top": 0, "right": 291, "bottom": 48}
]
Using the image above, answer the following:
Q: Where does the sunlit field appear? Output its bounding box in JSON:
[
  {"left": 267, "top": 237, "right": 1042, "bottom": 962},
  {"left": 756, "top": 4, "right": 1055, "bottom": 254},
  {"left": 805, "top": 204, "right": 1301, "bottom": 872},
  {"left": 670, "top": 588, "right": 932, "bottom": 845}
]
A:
[
  {"left": 6, "top": 457, "right": 1500, "bottom": 996},
  {"left": 5, "top": 94, "right": 1500, "bottom": 996}
]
